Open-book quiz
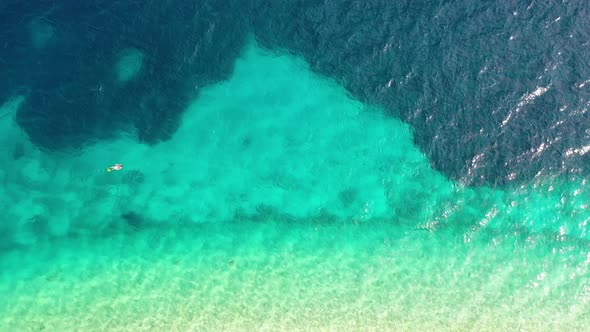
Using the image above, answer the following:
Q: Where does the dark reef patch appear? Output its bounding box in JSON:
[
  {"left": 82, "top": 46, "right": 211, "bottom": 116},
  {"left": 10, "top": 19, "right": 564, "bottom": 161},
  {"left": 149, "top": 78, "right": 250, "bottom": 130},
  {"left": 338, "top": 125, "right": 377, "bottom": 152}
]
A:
[
  {"left": 12, "top": 142, "right": 24, "bottom": 160},
  {"left": 338, "top": 187, "right": 358, "bottom": 208},
  {"left": 121, "top": 211, "right": 144, "bottom": 229},
  {"left": 122, "top": 170, "right": 146, "bottom": 187}
]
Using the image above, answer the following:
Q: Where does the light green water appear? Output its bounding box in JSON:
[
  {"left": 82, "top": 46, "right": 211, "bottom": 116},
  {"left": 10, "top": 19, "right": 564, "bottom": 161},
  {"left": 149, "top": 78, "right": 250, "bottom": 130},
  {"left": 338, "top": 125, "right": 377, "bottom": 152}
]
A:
[
  {"left": 115, "top": 48, "right": 144, "bottom": 83},
  {"left": 29, "top": 19, "right": 55, "bottom": 49},
  {"left": 0, "top": 42, "right": 588, "bottom": 331}
]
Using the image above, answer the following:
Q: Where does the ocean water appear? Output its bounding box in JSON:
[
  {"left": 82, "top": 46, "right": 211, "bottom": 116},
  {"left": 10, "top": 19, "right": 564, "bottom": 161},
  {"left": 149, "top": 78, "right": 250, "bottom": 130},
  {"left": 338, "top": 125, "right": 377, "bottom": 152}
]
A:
[{"left": 1, "top": 1, "right": 590, "bottom": 331}]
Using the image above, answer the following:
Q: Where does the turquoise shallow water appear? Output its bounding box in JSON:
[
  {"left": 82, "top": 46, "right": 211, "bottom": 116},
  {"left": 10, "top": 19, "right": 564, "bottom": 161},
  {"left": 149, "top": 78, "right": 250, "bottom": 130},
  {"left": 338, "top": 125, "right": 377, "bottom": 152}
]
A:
[{"left": 0, "top": 42, "right": 589, "bottom": 330}]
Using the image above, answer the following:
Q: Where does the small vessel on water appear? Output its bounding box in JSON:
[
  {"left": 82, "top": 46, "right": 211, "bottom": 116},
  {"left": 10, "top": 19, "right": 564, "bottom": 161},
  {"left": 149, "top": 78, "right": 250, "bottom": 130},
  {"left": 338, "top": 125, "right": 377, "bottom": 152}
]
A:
[{"left": 107, "top": 163, "right": 123, "bottom": 172}]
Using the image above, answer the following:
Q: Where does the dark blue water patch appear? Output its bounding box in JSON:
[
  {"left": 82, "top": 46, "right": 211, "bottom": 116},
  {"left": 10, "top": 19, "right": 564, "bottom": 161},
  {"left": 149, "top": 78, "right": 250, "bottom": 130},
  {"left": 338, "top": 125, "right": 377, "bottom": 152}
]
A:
[
  {"left": 4, "top": 1, "right": 590, "bottom": 187},
  {"left": 251, "top": 0, "right": 590, "bottom": 186},
  {"left": 4, "top": 1, "right": 247, "bottom": 149}
]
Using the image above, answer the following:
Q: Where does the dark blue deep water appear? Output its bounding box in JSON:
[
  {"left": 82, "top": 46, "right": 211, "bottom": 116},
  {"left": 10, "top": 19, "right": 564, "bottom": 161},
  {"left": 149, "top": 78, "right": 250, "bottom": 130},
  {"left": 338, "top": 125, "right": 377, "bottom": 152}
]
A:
[{"left": 3, "top": 1, "right": 590, "bottom": 187}]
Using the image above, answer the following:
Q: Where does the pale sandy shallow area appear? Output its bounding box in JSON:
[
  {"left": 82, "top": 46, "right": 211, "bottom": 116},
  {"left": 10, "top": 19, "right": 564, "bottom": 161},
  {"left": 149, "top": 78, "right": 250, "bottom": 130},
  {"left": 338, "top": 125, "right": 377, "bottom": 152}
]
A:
[
  {"left": 0, "top": 42, "right": 588, "bottom": 331},
  {"left": 1, "top": 220, "right": 588, "bottom": 331}
]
